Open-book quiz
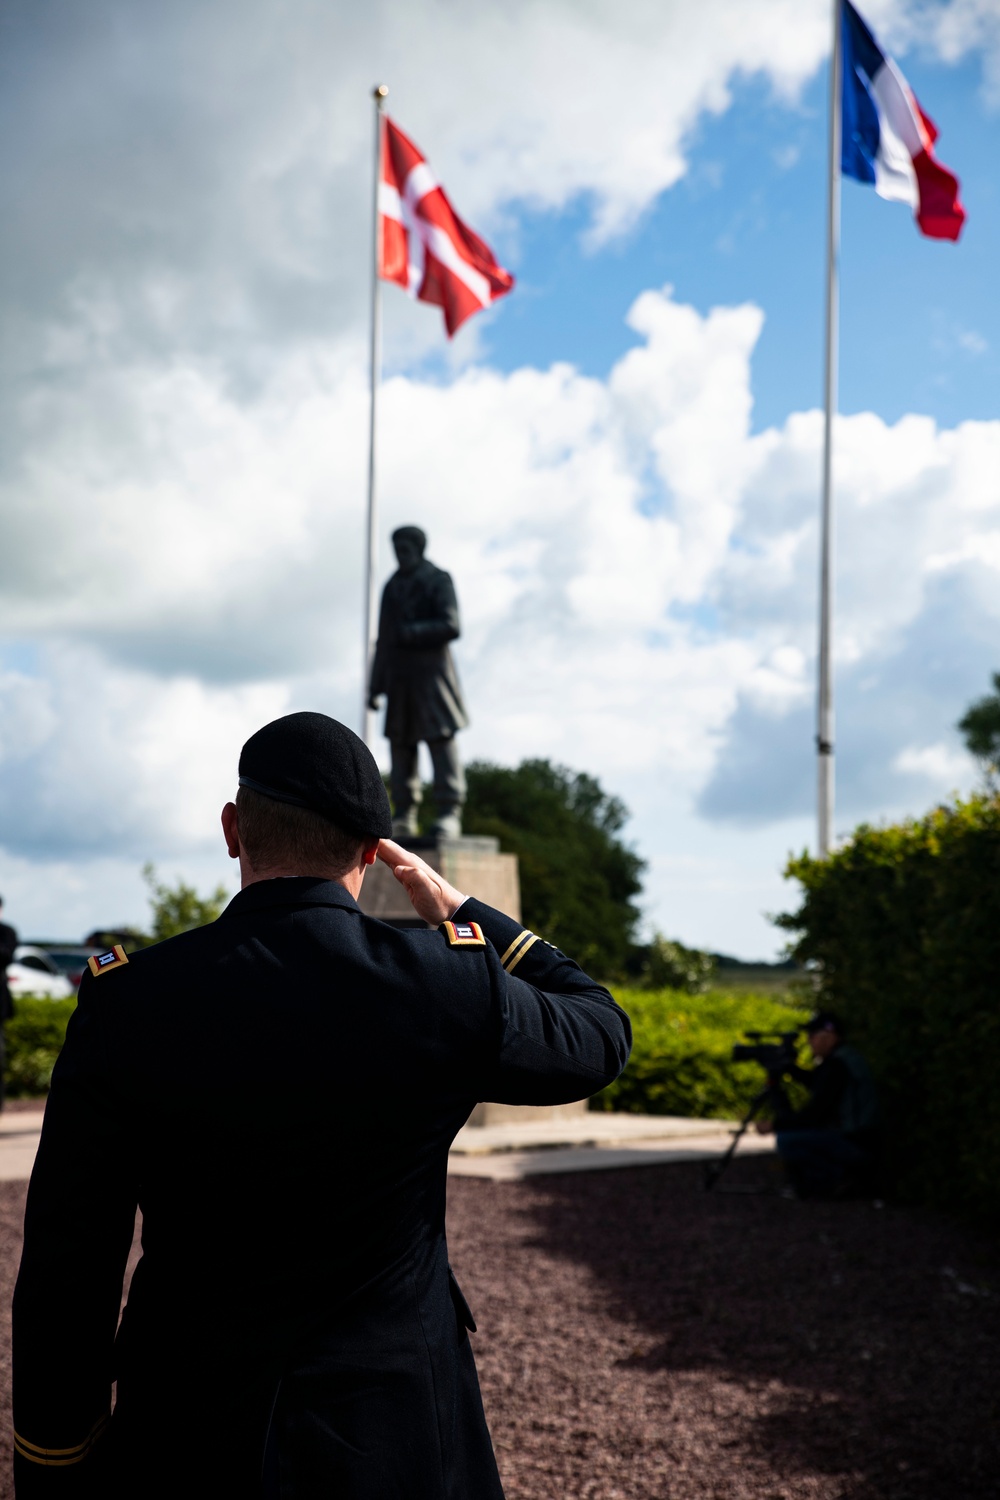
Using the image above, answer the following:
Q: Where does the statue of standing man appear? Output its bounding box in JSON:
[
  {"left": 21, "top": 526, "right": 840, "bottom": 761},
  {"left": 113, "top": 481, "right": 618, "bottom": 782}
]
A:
[{"left": 368, "top": 526, "right": 469, "bottom": 838}]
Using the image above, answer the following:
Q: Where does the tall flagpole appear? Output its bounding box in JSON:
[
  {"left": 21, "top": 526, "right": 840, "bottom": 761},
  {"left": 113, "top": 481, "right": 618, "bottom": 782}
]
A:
[
  {"left": 363, "top": 84, "right": 388, "bottom": 745},
  {"left": 817, "top": 3, "right": 841, "bottom": 858}
]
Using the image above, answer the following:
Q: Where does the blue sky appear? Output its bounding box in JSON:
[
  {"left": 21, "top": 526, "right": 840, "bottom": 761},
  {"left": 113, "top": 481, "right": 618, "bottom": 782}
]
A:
[
  {"left": 0, "top": 0, "right": 997, "bottom": 955},
  {"left": 446, "top": 52, "right": 999, "bottom": 432}
]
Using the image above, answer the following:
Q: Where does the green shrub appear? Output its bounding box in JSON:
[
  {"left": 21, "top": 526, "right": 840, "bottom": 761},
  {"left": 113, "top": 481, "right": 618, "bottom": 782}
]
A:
[
  {"left": 778, "top": 793, "right": 1000, "bottom": 1219},
  {"left": 593, "top": 986, "right": 811, "bottom": 1118},
  {"left": 4, "top": 996, "right": 76, "bottom": 1097}
]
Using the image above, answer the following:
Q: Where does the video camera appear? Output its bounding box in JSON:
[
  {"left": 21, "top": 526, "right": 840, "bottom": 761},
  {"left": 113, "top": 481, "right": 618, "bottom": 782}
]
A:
[
  {"left": 704, "top": 1029, "right": 803, "bottom": 1192},
  {"left": 731, "top": 1029, "right": 800, "bottom": 1078}
]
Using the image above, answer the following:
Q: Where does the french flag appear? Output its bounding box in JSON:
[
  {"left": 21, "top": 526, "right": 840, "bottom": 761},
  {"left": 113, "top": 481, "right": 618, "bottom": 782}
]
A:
[{"left": 841, "top": 0, "right": 965, "bottom": 241}]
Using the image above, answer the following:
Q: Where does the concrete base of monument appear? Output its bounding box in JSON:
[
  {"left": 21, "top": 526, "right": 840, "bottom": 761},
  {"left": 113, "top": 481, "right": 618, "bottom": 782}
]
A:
[
  {"left": 466, "top": 1099, "right": 588, "bottom": 1128},
  {"left": 358, "top": 834, "right": 521, "bottom": 924},
  {"left": 449, "top": 1112, "right": 777, "bottom": 1180}
]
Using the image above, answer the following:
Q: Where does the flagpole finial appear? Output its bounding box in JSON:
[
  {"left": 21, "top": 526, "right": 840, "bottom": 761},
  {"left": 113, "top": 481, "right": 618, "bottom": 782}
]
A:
[{"left": 374, "top": 84, "right": 388, "bottom": 101}]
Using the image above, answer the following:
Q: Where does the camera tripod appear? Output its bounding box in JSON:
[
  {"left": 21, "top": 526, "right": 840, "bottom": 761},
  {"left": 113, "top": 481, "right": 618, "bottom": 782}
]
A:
[{"left": 703, "top": 1075, "right": 786, "bottom": 1193}]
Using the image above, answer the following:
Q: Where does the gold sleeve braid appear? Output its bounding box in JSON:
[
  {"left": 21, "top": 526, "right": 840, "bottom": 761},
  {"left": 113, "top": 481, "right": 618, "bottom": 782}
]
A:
[
  {"left": 499, "top": 929, "right": 540, "bottom": 974},
  {"left": 14, "top": 1411, "right": 110, "bottom": 1467}
]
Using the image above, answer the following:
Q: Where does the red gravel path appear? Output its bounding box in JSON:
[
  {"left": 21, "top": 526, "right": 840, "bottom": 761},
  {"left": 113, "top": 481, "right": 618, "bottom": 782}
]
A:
[{"left": 1, "top": 1155, "right": 997, "bottom": 1498}]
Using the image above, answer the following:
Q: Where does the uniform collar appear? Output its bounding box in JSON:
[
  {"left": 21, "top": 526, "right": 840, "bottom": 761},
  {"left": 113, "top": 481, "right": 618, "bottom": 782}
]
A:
[{"left": 221, "top": 876, "right": 361, "bottom": 918}]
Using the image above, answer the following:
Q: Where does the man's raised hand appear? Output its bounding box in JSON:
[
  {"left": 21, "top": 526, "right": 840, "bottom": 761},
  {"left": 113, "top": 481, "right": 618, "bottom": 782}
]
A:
[{"left": 376, "top": 839, "right": 466, "bottom": 927}]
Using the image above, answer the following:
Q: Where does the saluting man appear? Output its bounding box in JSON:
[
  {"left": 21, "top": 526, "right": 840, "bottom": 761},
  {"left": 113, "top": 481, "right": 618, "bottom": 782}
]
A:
[{"left": 12, "top": 712, "right": 631, "bottom": 1498}]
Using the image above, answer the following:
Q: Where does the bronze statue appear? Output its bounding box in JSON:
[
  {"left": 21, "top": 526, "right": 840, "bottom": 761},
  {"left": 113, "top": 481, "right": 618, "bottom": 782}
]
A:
[{"left": 368, "top": 526, "right": 468, "bottom": 838}]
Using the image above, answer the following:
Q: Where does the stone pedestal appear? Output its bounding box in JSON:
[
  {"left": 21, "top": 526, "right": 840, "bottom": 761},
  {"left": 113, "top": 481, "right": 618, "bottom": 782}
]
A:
[
  {"left": 466, "top": 1099, "right": 588, "bottom": 1127},
  {"left": 358, "top": 835, "right": 521, "bottom": 925},
  {"left": 359, "top": 835, "right": 589, "bottom": 1127}
]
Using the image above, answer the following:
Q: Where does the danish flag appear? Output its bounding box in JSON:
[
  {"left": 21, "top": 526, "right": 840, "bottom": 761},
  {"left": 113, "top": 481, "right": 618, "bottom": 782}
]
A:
[{"left": 378, "top": 116, "right": 514, "bottom": 337}]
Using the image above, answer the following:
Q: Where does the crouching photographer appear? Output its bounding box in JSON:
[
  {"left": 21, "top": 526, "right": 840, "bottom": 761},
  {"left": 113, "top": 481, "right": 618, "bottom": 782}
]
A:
[{"left": 757, "top": 1011, "right": 879, "bottom": 1199}]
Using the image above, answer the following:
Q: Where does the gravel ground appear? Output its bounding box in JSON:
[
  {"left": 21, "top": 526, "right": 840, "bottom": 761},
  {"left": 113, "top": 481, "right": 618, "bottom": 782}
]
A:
[{"left": 1, "top": 1153, "right": 997, "bottom": 1498}]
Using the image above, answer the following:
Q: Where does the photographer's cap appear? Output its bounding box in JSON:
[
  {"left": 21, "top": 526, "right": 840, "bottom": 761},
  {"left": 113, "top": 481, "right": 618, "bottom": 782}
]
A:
[
  {"left": 239, "top": 712, "right": 392, "bottom": 840},
  {"left": 806, "top": 1010, "right": 843, "bottom": 1036}
]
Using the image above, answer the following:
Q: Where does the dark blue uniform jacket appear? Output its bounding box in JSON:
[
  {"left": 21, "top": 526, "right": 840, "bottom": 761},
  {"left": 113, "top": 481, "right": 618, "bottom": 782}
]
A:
[{"left": 12, "top": 879, "right": 631, "bottom": 1498}]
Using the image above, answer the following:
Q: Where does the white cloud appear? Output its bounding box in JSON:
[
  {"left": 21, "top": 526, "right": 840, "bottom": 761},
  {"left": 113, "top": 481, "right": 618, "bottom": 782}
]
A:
[
  {"left": 2, "top": 0, "right": 983, "bottom": 376},
  {"left": 772, "top": 144, "right": 802, "bottom": 172},
  {"left": 1, "top": 339, "right": 373, "bottom": 681},
  {"left": 0, "top": 649, "right": 289, "bottom": 858},
  {"left": 2, "top": 0, "right": 833, "bottom": 303},
  {"left": 932, "top": 317, "right": 990, "bottom": 358},
  {"left": 700, "top": 397, "right": 1000, "bottom": 825},
  {"left": 914, "top": 0, "right": 1000, "bottom": 105},
  {"left": 2, "top": 0, "right": 998, "bottom": 954},
  {"left": 1, "top": 284, "right": 999, "bottom": 953},
  {"left": 958, "top": 329, "right": 989, "bottom": 355},
  {"left": 892, "top": 741, "right": 973, "bottom": 783}
]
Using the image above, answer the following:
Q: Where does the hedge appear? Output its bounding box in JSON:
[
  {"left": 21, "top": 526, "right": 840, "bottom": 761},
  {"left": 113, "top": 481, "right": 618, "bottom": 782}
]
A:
[
  {"left": 778, "top": 793, "right": 1000, "bottom": 1220},
  {"left": 4, "top": 996, "right": 76, "bottom": 1097},
  {"left": 593, "top": 986, "right": 811, "bottom": 1119},
  {"left": 7, "top": 985, "right": 812, "bottom": 1124}
]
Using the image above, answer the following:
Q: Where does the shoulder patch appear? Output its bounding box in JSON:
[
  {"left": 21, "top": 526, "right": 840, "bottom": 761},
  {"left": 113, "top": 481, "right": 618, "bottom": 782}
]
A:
[
  {"left": 442, "top": 920, "right": 487, "bottom": 949},
  {"left": 87, "top": 945, "right": 129, "bottom": 978}
]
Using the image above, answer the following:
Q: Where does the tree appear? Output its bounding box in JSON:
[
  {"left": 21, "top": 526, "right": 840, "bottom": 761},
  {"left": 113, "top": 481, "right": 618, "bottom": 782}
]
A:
[
  {"left": 142, "top": 863, "right": 229, "bottom": 943},
  {"left": 627, "top": 935, "right": 716, "bottom": 993},
  {"left": 957, "top": 671, "right": 1000, "bottom": 791},
  {"left": 462, "top": 759, "right": 644, "bottom": 978}
]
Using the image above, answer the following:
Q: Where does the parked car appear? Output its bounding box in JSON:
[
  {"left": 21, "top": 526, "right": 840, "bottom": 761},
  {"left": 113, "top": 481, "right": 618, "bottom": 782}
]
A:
[
  {"left": 7, "top": 946, "right": 74, "bottom": 1000},
  {"left": 36, "top": 947, "right": 102, "bottom": 990}
]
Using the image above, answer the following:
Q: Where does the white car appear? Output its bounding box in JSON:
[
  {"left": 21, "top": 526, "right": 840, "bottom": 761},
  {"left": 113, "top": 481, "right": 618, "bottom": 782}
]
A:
[{"left": 7, "top": 946, "right": 74, "bottom": 1000}]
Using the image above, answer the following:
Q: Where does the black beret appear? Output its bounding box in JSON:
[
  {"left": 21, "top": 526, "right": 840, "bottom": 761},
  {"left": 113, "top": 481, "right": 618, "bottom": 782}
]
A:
[{"left": 238, "top": 712, "right": 391, "bottom": 840}]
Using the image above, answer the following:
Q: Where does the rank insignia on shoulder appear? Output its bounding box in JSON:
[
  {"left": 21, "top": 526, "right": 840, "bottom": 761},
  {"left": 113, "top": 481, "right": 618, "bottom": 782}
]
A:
[
  {"left": 442, "top": 921, "right": 487, "bottom": 949},
  {"left": 87, "top": 945, "right": 129, "bottom": 978}
]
